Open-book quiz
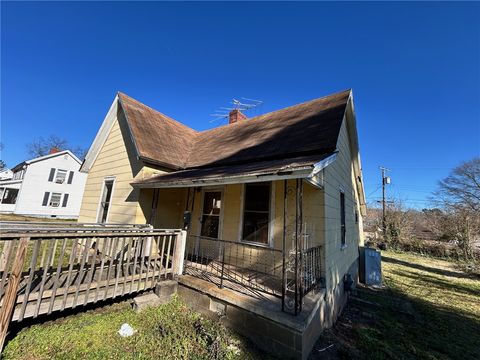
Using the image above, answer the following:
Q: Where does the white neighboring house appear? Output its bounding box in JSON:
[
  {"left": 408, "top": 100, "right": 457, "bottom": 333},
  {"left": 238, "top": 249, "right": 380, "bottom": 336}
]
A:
[
  {"left": 0, "top": 150, "right": 87, "bottom": 219},
  {"left": 0, "top": 169, "right": 13, "bottom": 180}
]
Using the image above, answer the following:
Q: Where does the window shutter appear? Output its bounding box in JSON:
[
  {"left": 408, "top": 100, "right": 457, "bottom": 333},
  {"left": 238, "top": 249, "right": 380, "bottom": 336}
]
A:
[
  {"left": 62, "top": 193, "right": 69, "bottom": 207},
  {"left": 48, "top": 168, "right": 55, "bottom": 182},
  {"left": 42, "top": 192, "right": 50, "bottom": 206},
  {"left": 67, "top": 171, "right": 74, "bottom": 184}
]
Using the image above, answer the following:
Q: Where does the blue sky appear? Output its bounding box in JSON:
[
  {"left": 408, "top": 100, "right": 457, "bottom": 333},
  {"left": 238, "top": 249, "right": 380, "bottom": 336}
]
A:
[{"left": 2, "top": 2, "right": 479, "bottom": 209}]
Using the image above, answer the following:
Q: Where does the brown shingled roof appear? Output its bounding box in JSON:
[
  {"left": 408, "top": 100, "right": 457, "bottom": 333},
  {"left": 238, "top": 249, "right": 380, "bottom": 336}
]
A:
[
  {"left": 187, "top": 89, "right": 350, "bottom": 168},
  {"left": 118, "top": 92, "right": 198, "bottom": 169},
  {"left": 119, "top": 89, "right": 351, "bottom": 172}
]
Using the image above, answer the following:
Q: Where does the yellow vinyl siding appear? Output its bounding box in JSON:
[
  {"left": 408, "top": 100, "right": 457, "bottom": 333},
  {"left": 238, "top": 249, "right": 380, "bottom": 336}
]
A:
[
  {"left": 78, "top": 111, "right": 145, "bottom": 224},
  {"left": 323, "top": 118, "right": 363, "bottom": 293}
]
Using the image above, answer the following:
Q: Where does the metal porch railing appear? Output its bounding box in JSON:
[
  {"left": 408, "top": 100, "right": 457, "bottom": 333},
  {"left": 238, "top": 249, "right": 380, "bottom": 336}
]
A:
[{"left": 183, "top": 235, "right": 324, "bottom": 314}]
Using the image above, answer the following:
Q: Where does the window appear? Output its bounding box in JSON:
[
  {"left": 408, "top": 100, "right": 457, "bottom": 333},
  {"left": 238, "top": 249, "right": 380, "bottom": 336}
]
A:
[
  {"left": 1, "top": 188, "right": 19, "bottom": 204},
  {"left": 97, "top": 179, "right": 114, "bottom": 223},
  {"left": 12, "top": 170, "right": 24, "bottom": 180},
  {"left": 55, "top": 170, "right": 67, "bottom": 184},
  {"left": 200, "top": 191, "right": 222, "bottom": 238},
  {"left": 242, "top": 182, "right": 270, "bottom": 244},
  {"left": 49, "top": 193, "right": 62, "bottom": 207},
  {"left": 340, "top": 191, "right": 346, "bottom": 247},
  {"left": 67, "top": 171, "right": 74, "bottom": 184}
]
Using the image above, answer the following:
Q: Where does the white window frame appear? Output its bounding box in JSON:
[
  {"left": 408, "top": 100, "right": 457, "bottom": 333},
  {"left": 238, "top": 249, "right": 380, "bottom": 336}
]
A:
[
  {"left": 55, "top": 169, "right": 68, "bottom": 184},
  {"left": 238, "top": 181, "right": 275, "bottom": 248},
  {"left": 96, "top": 177, "right": 116, "bottom": 223},
  {"left": 198, "top": 186, "right": 225, "bottom": 239}
]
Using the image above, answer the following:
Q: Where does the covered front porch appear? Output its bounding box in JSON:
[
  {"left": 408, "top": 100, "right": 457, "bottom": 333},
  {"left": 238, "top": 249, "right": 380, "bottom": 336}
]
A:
[{"left": 134, "top": 160, "right": 331, "bottom": 316}]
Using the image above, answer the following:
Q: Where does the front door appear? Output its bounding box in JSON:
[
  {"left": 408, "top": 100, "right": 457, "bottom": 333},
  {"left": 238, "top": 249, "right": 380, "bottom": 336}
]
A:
[{"left": 200, "top": 190, "right": 222, "bottom": 238}]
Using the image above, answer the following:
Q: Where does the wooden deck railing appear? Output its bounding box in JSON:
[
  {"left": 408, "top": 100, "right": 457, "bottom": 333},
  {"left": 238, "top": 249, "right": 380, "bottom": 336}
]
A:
[{"left": 0, "top": 228, "right": 186, "bottom": 350}]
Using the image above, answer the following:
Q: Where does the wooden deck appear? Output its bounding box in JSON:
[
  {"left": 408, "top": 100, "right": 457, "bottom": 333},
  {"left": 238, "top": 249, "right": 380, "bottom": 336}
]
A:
[{"left": 0, "top": 228, "right": 187, "bottom": 350}]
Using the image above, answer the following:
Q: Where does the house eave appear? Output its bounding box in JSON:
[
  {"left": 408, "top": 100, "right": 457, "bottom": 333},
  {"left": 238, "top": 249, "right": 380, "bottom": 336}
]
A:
[{"left": 132, "top": 167, "right": 314, "bottom": 189}]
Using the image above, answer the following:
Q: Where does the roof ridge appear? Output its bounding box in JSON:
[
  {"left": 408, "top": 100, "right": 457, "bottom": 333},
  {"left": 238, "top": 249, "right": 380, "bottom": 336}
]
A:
[
  {"left": 196, "top": 88, "right": 352, "bottom": 133},
  {"left": 182, "top": 89, "right": 351, "bottom": 167}
]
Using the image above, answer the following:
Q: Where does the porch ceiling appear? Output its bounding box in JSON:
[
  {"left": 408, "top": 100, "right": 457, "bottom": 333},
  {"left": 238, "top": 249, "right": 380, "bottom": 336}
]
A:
[{"left": 131, "top": 153, "right": 334, "bottom": 188}]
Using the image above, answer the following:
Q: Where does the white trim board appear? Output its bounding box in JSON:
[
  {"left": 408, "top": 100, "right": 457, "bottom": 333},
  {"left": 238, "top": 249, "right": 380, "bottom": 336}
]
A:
[{"left": 80, "top": 96, "right": 119, "bottom": 173}]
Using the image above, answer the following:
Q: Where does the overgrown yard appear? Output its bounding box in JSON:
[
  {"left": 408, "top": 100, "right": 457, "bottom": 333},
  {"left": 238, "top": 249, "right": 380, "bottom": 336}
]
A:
[
  {"left": 312, "top": 251, "right": 480, "bottom": 360},
  {"left": 3, "top": 251, "right": 479, "bottom": 360},
  {"left": 3, "top": 297, "right": 269, "bottom": 360}
]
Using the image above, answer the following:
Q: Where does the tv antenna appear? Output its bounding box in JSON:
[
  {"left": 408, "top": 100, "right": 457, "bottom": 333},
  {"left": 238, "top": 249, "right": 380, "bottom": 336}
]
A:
[{"left": 209, "top": 97, "right": 263, "bottom": 123}]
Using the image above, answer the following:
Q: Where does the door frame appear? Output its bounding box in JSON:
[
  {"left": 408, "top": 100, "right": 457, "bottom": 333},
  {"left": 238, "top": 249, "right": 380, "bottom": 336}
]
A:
[{"left": 198, "top": 186, "right": 225, "bottom": 240}]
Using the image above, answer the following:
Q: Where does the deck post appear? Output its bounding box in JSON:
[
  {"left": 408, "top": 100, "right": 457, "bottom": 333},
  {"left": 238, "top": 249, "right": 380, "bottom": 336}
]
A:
[
  {"left": 0, "top": 237, "right": 29, "bottom": 352},
  {"left": 172, "top": 230, "right": 187, "bottom": 278}
]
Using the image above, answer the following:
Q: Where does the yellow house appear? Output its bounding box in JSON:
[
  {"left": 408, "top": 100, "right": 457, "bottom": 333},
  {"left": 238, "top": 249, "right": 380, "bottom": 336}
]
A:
[{"left": 79, "top": 89, "right": 366, "bottom": 359}]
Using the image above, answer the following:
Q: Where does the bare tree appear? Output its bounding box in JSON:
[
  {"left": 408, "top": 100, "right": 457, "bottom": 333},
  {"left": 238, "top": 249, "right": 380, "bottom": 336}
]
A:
[
  {"left": 433, "top": 157, "right": 480, "bottom": 259},
  {"left": 384, "top": 198, "right": 414, "bottom": 245},
  {"left": 27, "top": 135, "right": 87, "bottom": 160}
]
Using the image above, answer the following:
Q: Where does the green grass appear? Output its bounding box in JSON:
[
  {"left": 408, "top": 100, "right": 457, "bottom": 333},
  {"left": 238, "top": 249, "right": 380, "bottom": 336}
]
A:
[
  {"left": 3, "top": 296, "right": 268, "bottom": 360},
  {"left": 352, "top": 251, "right": 480, "bottom": 360}
]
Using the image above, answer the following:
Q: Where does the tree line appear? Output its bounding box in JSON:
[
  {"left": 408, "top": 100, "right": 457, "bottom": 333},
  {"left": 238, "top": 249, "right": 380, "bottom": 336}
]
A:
[
  {"left": 367, "top": 157, "right": 479, "bottom": 260},
  {"left": 0, "top": 136, "right": 87, "bottom": 170}
]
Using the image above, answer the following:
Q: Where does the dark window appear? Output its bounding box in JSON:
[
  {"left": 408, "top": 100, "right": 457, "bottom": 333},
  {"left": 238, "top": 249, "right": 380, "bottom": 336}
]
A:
[
  {"left": 42, "top": 192, "right": 50, "bottom": 206},
  {"left": 200, "top": 191, "right": 222, "bottom": 238},
  {"left": 98, "top": 180, "right": 114, "bottom": 223},
  {"left": 49, "top": 193, "right": 61, "bottom": 207},
  {"left": 2, "top": 188, "right": 19, "bottom": 204},
  {"left": 62, "top": 193, "right": 69, "bottom": 207},
  {"left": 67, "top": 171, "right": 74, "bottom": 184},
  {"left": 340, "top": 191, "right": 346, "bottom": 247},
  {"left": 48, "top": 168, "right": 56, "bottom": 182},
  {"left": 55, "top": 170, "right": 67, "bottom": 184},
  {"left": 242, "top": 182, "right": 270, "bottom": 244}
]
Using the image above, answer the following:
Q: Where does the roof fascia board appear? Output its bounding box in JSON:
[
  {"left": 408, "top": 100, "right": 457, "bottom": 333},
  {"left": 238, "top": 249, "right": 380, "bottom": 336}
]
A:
[
  {"left": 117, "top": 94, "right": 142, "bottom": 164},
  {"left": 80, "top": 96, "right": 119, "bottom": 173},
  {"left": 306, "top": 153, "right": 338, "bottom": 189},
  {"left": 345, "top": 93, "right": 367, "bottom": 215},
  {"left": 309, "top": 153, "right": 338, "bottom": 177},
  {"left": 132, "top": 168, "right": 313, "bottom": 189},
  {"left": 13, "top": 150, "right": 81, "bottom": 171}
]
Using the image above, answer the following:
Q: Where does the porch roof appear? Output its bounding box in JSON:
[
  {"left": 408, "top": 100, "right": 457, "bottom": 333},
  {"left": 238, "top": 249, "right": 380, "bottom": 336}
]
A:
[{"left": 131, "top": 153, "right": 335, "bottom": 188}]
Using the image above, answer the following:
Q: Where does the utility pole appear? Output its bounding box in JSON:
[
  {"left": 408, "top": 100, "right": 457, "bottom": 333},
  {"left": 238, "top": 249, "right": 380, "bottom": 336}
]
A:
[{"left": 380, "top": 166, "right": 390, "bottom": 241}]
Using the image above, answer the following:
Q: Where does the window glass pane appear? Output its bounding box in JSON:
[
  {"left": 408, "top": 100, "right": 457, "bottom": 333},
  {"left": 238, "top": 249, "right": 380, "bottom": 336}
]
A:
[
  {"left": 242, "top": 182, "right": 270, "bottom": 244},
  {"left": 244, "top": 183, "right": 270, "bottom": 212},
  {"left": 202, "top": 192, "right": 221, "bottom": 215},
  {"left": 2, "top": 188, "right": 19, "bottom": 204},
  {"left": 55, "top": 170, "right": 67, "bottom": 183},
  {"left": 99, "top": 180, "right": 114, "bottom": 223},
  {"left": 242, "top": 211, "right": 269, "bottom": 243},
  {"left": 201, "top": 215, "right": 219, "bottom": 238},
  {"left": 50, "top": 193, "right": 62, "bottom": 207}
]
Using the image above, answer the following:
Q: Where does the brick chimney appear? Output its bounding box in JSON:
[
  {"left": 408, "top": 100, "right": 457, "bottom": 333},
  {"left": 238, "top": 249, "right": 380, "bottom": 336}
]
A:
[
  {"left": 49, "top": 147, "right": 61, "bottom": 154},
  {"left": 228, "top": 109, "right": 247, "bottom": 124}
]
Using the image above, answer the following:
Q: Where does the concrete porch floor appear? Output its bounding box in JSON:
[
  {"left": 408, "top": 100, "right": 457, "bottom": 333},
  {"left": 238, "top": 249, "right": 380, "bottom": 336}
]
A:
[{"left": 178, "top": 274, "right": 327, "bottom": 359}]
